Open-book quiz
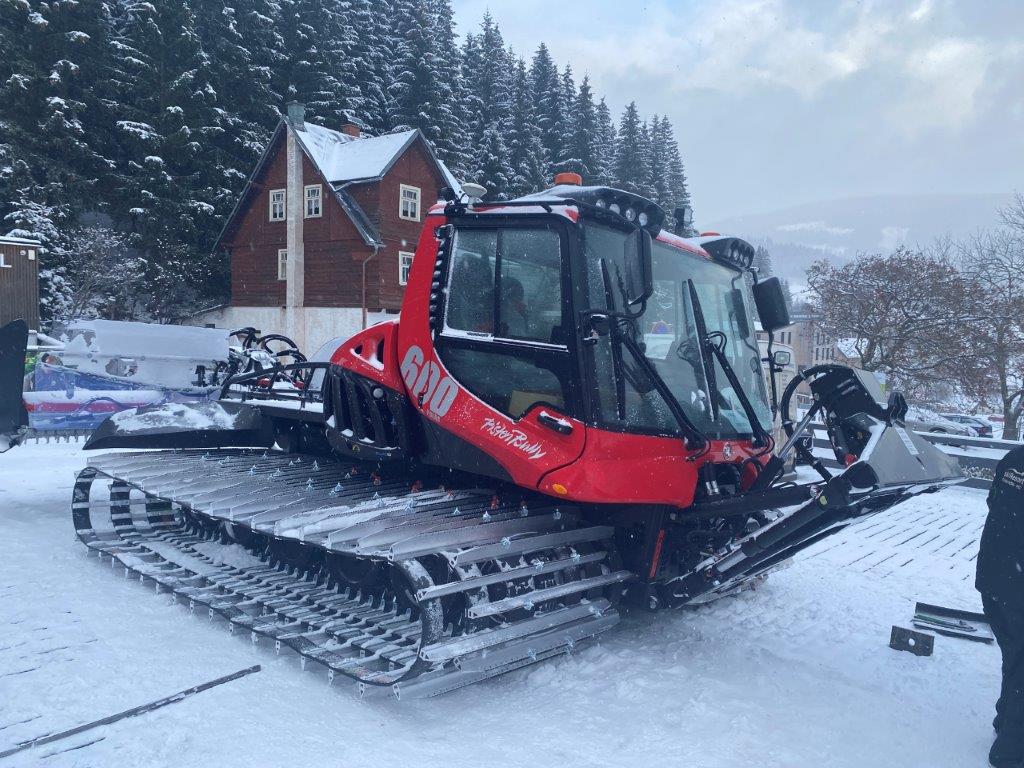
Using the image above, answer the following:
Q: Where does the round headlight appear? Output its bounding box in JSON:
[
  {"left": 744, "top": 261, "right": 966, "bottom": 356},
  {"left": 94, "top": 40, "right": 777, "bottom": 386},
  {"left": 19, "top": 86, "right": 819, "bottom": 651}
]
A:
[
  {"left": 609, "top": 202, "right": 621, "bottom": 214},
  {"left": 595, "top": 198, "right": 607, "bottom": 208},
  {"left": 625, "top": 207, "right": 636, "bottom": 221},
  {"left": 638, "top": 211, "right": 649, "bottom": 226}
]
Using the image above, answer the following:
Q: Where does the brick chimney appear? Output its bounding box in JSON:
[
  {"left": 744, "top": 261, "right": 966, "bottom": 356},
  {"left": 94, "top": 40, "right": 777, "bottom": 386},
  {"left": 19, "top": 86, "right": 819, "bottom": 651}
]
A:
[
  {"left": 340, "top": 123, "right": 361, "bottom": 138},
  {"left": 286, "top": 101, "right": 306, "bottom": 131}
]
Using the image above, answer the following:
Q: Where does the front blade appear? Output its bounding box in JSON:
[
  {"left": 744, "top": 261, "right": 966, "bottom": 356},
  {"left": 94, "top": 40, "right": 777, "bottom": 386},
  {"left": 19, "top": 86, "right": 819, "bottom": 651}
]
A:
[
  {"left": 84, "top": 401, "right": 276, "bottom": 450},
  {"left": 0, "top": 319, "right": 29, "bottom": 452}
]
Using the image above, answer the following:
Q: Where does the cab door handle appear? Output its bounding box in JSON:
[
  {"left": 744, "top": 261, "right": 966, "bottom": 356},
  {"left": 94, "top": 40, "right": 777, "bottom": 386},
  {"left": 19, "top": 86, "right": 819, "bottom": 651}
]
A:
[{"left": 537, "top": 411, "right": 573, "bottom": 435}]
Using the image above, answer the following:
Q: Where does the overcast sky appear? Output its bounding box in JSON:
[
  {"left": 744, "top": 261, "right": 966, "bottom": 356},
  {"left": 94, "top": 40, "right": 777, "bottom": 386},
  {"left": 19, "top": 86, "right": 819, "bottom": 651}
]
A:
[{"left": 451, "top": 0, "right": 1024, "bottom": 223}]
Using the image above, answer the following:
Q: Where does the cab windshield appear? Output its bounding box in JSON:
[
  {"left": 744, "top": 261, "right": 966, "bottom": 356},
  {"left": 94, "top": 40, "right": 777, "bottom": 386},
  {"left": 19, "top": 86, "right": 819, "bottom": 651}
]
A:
[{"left": 583, "top": 221, "right": 771, "bottom": 439}]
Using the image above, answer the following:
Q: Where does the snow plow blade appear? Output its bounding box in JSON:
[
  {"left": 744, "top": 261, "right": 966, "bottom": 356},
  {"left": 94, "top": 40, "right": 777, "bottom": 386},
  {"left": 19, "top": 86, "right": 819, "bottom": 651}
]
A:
[
  {"left": 0, "top": 319, "right": 29, "bottom": 452},
  {"left": 669, "top": 420, "right": 964, "bottom": 605},
  {"left": 83, "top": 401, "right": 276, "bottom": 451}
]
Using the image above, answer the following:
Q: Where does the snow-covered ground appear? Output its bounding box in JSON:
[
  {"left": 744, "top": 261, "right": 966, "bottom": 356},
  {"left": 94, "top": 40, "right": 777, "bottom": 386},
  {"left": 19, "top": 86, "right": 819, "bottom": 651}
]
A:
[{"left": 0, "top": 442, "right": 1001, "bottom": 767}]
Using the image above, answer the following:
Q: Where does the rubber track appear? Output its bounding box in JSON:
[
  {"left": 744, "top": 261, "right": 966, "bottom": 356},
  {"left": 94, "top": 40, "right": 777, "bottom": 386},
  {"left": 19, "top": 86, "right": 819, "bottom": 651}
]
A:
[{"left": 72, "top": 449, "right": 625, "bottom": 697}]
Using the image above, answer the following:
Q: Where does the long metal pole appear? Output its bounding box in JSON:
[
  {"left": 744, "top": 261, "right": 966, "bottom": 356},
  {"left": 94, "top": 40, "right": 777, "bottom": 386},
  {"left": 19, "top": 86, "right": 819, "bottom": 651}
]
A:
[
  {"left": 0, "top": 665, "right": 261, "bottom": 760},
  {"left": 360, "top": 245, "right": 380, "bottom": 330}
]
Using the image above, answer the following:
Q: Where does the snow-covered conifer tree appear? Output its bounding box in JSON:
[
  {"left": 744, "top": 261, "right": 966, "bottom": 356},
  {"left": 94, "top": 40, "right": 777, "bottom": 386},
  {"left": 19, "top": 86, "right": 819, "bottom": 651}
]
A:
[
  {"left": 506, "top": 57, "right": 548, "bottom": 196},
  {"left": 529, "top": 43, "right": 564, "bottom": 177},
  {"left": 615, "top": 102, "right": 647, "bottom": 194},
  {"left": 593, "top": 98, "right": 617, "bottom": 186}
]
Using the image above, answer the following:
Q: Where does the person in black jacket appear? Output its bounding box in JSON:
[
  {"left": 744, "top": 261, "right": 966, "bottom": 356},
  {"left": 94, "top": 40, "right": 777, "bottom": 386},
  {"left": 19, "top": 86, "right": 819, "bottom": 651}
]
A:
[{"left": 978, "top": 445, "right": 1024, "bottom": 768}]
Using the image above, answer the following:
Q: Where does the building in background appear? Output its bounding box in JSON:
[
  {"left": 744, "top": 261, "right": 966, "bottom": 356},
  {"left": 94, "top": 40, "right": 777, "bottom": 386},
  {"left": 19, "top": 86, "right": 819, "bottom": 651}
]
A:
[
  {"left": 193, "top": 102, "right": 459, "bottom": 352},
  {"left": 835, "top": 338, "right": 863, "bottom": 368},
  {"left": 756, "top": 329, "right": 797, "bottom": 407},
  {"left": 0, "top": 233, "right": 40, "bottom": 330},
  {"left": 758, "top": 312, "right": 841, "bottom": 400}
]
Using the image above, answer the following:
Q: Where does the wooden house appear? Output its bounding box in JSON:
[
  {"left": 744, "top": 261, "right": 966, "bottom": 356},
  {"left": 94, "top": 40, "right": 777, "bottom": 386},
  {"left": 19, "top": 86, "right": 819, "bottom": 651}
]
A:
[
  {"left": 0, "top": 234, "right": 41, "bottom": 330},
  {"left": 196, "top": 102, "right": 459, "bottom": 352}
]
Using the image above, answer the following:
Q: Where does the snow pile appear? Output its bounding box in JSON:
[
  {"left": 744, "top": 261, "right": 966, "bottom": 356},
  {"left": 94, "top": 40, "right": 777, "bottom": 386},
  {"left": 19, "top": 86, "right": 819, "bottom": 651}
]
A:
[
  {"left": 54, "top": 320, "right": 229, "bottom": 390},
  {"left": 191, "top": 541, "right": 266, "bottom": 570},
  {"left": 109, "top": 403, "right": 238, "bottom": 431}
]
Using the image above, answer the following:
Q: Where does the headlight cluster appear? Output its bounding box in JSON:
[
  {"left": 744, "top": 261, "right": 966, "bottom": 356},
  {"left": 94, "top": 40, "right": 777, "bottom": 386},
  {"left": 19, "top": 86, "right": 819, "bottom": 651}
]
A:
[
  {"left": 700, "top": 237, "right": 756, "bottom": 270},
  {"left": 592, "top": 194, "right": 661, "bottom": 230},
  {"left": 544, "top": 182, "right": 666, "bottom": 231}
]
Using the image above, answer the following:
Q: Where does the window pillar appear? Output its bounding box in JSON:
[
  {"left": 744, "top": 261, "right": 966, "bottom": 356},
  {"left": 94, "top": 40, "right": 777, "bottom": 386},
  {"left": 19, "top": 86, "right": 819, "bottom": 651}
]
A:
[{"left": 285, "top": 126, "right": 306, "bottom": 350}]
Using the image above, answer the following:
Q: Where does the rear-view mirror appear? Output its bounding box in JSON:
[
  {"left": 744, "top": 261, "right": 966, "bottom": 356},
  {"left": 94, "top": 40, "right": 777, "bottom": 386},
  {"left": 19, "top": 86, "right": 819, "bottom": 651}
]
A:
[
  {"left": 752, "top": 277, "right": 790, "bottom": 332},
  {"left": 729, "top": 288, "right": 750, "bottom": 338},
  {"left": 625, "top": 228, "right": 654, "bottom": 307}
]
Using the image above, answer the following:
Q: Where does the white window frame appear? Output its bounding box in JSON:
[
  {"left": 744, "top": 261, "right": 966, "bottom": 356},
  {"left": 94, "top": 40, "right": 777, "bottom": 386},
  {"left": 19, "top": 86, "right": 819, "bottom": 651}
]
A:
[
  {"left": 277, "top": 248, "right": 287, "bottom": 281},
  {"left": 398, "top": 250, "right": 414, "bottom": 286},
  {"left": 269, "top": 189, "right": 286, "bottom": 221},
  {"left": 399, "top": 184, "right": 421, "bottom": 222},
  {"left": 304, "top": 184, "right": 322, "bottom": 218}
]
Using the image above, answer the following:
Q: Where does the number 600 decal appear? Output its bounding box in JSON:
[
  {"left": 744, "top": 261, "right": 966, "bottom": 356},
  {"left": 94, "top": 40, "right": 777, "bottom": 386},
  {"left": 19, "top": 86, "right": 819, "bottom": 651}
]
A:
[{"left": 400, "top": 345, "right": 458, "bottom": 417}]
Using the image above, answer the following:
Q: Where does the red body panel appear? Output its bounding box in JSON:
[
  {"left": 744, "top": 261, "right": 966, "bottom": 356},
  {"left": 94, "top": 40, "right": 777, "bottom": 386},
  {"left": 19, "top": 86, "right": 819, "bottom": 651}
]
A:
[
  {"left": 539, "top": 430, "right": 762, "bottom": 507},
  {"left": 337, "top": 207, "right": 768, "bottom": 511},
  {"left": 329, "top": 319, "right": 403, "bottom": 391}
]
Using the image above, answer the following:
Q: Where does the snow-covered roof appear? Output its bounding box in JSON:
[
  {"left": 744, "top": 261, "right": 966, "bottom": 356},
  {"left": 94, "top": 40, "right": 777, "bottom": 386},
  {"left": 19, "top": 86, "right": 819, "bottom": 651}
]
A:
[
  {"left": 298, "top": 125, "right": 418, "bottom": 184},
  {"left": 1, "top": 233, "right": 41, "bottom": 245},
  {"left": 297, "top": 122, "right": 461, "bottom": 192},
  {"left": 215, "top": 118, "right": 459, "bottom": 252},
  {"left": 836, "top": 337, "right": 861, "bottom": 358}
]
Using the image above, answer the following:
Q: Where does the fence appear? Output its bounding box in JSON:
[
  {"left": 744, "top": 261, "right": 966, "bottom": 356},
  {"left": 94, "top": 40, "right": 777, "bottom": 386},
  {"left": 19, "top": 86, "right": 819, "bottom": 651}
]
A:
[{"left": 811, "top": 426, "right": 1017, "bottom": 490}]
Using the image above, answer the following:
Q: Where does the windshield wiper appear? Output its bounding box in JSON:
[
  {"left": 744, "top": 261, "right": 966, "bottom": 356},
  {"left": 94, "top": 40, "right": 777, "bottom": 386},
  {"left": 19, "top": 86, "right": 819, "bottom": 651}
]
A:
[
  {"left": 596, "top": 259, "right": 709, "bottom": 451},
  {"left": 687, "top": 280, "right": 772, "bottom": 448},
  {"left": 686, "top": 280, "right": 720, "bottom": 423}
]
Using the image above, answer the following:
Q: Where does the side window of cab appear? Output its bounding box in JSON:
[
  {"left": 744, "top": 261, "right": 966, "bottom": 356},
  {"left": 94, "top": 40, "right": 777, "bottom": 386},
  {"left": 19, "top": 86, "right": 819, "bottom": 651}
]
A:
[{"left": 438, "top": 225, "right": 576, "bottom": 419}]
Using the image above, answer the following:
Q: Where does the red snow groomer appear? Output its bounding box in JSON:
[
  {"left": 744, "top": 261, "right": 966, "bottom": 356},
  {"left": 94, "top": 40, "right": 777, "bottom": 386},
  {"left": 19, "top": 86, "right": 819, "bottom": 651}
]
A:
[{"left": 66, "top": 175, "right": 962, "bottom": 696}]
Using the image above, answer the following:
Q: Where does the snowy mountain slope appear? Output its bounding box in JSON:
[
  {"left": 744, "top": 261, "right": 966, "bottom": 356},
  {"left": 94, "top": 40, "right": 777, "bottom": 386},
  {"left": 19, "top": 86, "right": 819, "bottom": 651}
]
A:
[
  {"left": 0, "top": 443, "right": 1000, "bottom": 767},
  {"left": 708, "top": 193, "right": 1014, "bottom": 280}
]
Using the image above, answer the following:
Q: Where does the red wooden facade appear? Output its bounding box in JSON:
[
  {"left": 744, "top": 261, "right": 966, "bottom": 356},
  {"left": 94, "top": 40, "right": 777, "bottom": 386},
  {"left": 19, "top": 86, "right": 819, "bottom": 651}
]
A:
[{"left": 218, "top": 121, "right": 451, "bottom": 314}]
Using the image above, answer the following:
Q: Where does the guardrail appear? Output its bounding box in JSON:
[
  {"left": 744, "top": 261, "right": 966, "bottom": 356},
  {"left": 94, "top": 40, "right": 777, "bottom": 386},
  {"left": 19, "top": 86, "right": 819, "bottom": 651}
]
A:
[{"left": 810, "top": 425, "right": 1016, "bottom": 490}]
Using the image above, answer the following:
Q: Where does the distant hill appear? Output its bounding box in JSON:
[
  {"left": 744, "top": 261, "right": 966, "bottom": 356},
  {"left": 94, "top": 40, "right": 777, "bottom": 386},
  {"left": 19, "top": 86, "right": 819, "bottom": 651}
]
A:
[{"left": 707, "top": 193, "right": 1014, "bottom": 281}]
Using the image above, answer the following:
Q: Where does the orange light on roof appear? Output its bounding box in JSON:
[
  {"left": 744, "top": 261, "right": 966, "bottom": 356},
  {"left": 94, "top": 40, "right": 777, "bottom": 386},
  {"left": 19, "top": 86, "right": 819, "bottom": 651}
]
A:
[
  {"left": 554, "top": 172, "right": 583, "bottom": 186},
  {"left": 700, "top": 231, "right": 721, "bottom": 237}
]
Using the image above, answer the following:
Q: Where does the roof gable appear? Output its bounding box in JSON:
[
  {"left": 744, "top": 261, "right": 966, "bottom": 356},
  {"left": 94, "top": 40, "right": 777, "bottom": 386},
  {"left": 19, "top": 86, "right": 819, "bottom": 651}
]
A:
[
  {"left": 215, "top": 119, "right": 459, "bottom": 253},
  {"left": 295, "top": 122, "right": 460, "bottom": 192},
  {"left": 298, "top": 125, "right": 417, "bottom": 183}
]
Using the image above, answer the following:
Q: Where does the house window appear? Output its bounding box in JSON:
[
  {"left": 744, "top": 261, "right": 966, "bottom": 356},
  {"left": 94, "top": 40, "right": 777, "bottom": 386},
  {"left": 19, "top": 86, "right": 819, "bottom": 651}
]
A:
[
  {"left": 278, "top": 248, "right": 287, "bottom": 280},
  {"left": 269, "top": 189, "right": 286, "bottom": 221},
  {"left": 399, "top": 250, "right": 414, "bottom": 285},
  {"left": 399, "top": 184, "right": 420, "bottom": 221},
  {"left": 304, "top": 184, "right": 322, "bottom": 218}
]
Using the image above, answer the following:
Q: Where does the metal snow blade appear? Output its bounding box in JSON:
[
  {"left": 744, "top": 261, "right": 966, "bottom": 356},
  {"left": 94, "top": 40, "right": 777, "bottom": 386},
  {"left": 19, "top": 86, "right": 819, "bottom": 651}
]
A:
[
  {"left": 912, "top": 602, "right": 994, "bottom": 643},
  {"left": 668, "top": 420, "right": 964, "bottom": 606},
  {"left": 0, "top": 319, "right": 29, "bottom": 452},
  {"left": 84, "top": 400, "right": 276, "bottom": 450}
]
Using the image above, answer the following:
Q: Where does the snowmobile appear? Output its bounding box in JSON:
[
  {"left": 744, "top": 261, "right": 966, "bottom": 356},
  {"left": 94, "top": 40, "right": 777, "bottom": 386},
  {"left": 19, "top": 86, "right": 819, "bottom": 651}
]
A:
[{"left": 22, "top": 176, "right": 965, "bottom": 696}]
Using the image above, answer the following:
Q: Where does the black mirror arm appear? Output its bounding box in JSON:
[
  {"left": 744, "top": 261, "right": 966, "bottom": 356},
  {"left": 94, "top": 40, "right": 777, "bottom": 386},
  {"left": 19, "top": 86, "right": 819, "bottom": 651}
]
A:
[{"left": 765, "top": 331, "right": 780, "bottom": 419}]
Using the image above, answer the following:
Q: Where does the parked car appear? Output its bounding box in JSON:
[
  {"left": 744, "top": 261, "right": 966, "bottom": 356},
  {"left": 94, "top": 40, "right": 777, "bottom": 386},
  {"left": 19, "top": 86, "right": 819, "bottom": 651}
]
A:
[
  {"left": 940, "top": 413, "right": 993, "bottom": 438},
  {"left": 903, "top": 406, "right": 973, "bottom": 437}
]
